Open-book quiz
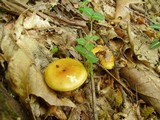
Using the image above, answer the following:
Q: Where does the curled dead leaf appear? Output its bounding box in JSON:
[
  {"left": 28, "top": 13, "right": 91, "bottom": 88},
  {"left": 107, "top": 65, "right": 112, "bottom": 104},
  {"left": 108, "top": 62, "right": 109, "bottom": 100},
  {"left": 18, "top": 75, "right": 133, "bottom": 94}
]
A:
[
  {"left": 115, "top": 0, "right": 142, "bottom": 20},
  {"left": 45, "top": 106, "right": 67, "bottom": 120},
  {"left": 0, "top": 14, "right": 76, "bottom": 118},
  {"left": 120, "top": 64, "right": 160, "bottom": 114}
]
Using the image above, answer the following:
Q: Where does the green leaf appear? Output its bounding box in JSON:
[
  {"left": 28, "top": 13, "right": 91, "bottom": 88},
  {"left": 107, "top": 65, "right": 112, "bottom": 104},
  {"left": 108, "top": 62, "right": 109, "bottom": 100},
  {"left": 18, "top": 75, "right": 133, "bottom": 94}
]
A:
[
  {"left": 80, "top": 0, "right": 89, "bottom": 6},
  {"left": 50, "top": 47, "right": 58, "bottom": 54},
  {"left": 91, "top": 35, "right": 99, "bottom": 41},
  {"left": 77, "top": 38, "right": 86, "bottom": 45},
  {"left": 84, "top": 35, "right": 92, "bottom": 41},
  {"left": 150, "top": 24, "right": 160, "bottom": 30},
  {"left": 84, "top": 35, "right": 99, "bottom": 41},
  {"left": 150, "top": 39, "right": 160, "bottom": 49},
  {"left": 85, "top": 51, "right": 99, "bottom": 63},
  {"left": 91, "top": 12, "right": 105, "bottom": 21},
  {"left": 79, "top": 6, "right": 94, "bottom": 17},
  {"left": 84, "top": 43, "right": 94, "bottom": 51},
  {"left": 75, "top": 45, "right": 88, "bottom": 56},
  {"left": 75, "top": 45, "right": 98, "bottom": 63}
]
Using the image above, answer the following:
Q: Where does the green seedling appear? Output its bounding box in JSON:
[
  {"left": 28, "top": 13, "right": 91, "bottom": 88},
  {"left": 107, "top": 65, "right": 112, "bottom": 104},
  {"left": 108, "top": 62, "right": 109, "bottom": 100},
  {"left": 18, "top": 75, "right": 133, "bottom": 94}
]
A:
[
  {"left": 75, "top": 35, "right": 99, "bottom": 63},
  {"left": 149, "top": 24, "right": 160, "bottom": 49},
  {"left": 150, "top": 39, "right": 160, "bottom": 49},
  {"left": 75, "top": 45, "right": 98, "bottom": 63},
  {"left": 79, "top": 0, "right": 104, "bottom": 21},
  {"left": 75, "top": 0, "right": 104, "bottom": 63},
  {"left": 75, "top": 37, "right": 100, "bottom": 63},
  {"left": 50, "top": 47, "right": 58, "bottom": 54},
  {"left": 76, "top": 1, "right": 105, "bottom": 119},
  {"left": 150, "top": 24, "right": 160, "bottom": 30}
]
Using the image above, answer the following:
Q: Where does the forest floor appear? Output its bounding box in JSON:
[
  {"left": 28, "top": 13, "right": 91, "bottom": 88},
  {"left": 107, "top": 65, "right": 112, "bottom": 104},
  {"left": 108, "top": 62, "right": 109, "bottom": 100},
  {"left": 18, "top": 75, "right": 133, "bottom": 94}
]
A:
[{"left": 0, "top": 0, "right": 160, "bottom": 120}]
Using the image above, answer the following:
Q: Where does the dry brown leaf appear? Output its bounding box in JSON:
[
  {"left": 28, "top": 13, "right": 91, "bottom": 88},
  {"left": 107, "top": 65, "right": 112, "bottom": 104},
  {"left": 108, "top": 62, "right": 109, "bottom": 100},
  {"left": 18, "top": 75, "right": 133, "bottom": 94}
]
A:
[
  {"left": 29, "top": 96, "right": 47, "bottom": 118},
  {"left": 91, "top": 0, "right": 116, "bottom": 20},
  {"left": 115, "top": 0, "right": 142, "bottom": 20},
  {"left": 114, "top": 27, "right": 125, "bottom": 38},
  {"left": 45, "top": 106, "right": 67, "bottom": 120},
  {"left": 12, "top": 0, "right": 29, "bottom": 5},
  {"left": 2, "top": 34, "right": 75, "bottom": 106},
  {"left": 23, "top": 13, "right": 51, "bottom": 29},
  {"left": 0, "top": 14, "right": 76, "bottom": 118},
  {"left": 34, "top": 0, "right": 58, "bottom": 11},
  {"left": 129, "top": 33, "right": 159, "bottom": 68},
  {"left": 120, "top": 64, "right": 160, "bottom": 113}
]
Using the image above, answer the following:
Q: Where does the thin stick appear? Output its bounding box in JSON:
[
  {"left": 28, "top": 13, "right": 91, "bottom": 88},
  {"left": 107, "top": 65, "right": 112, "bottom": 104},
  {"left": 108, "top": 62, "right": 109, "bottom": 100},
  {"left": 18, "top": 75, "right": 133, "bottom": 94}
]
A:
[
  {"left": 0, "top": 0, "right": 86, "bottom": 27},
  {"left": 90, "top": 63, "right": 98, "bottom": 120},
  {"left": 97, "top": 63, "right": 133, "bottom": 95}
]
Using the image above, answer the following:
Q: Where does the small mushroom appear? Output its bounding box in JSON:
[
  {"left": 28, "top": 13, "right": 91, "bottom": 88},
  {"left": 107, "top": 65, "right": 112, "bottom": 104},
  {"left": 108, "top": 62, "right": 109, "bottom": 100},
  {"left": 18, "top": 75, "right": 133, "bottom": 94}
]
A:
[
  {"left": 44, "top": 58, "right": 87, "bottom": 91},
  {"left": 92, "top": 45, "right": 115, "bottom": 70}
]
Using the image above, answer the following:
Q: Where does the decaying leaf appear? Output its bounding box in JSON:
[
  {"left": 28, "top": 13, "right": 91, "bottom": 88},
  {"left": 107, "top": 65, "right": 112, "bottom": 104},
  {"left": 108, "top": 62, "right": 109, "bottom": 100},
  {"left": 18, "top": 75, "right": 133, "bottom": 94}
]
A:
[
  {"left": 115, "top": 0, "right": 142, "bottom": 20},
  {"left": 128, "top": 26, "right": 159, "bottom": 68},
  {"left": 91, "top": 0, "right": 116, "bottom": 19},
  {"left": 141, "top": 105, "right": 155, "bottom": 119},
  {"left": 0, "top": 13, "right": 75, "bottom": 118},
  {"left": 45, "top": 106, "right": 67, "bottom": 120},
  {"left": 120, "top": 64, "right": 160, "bottom": 114},
  {"left": 23, "top": 13, "right": 51, "bottom": 29}
]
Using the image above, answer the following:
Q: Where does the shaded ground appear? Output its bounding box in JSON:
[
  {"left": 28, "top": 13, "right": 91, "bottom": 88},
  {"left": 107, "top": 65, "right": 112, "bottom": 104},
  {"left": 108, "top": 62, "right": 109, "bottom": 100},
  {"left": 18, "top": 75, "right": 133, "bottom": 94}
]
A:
[{"left": 0, "top": 0, "right": 160, "bottom": 120}]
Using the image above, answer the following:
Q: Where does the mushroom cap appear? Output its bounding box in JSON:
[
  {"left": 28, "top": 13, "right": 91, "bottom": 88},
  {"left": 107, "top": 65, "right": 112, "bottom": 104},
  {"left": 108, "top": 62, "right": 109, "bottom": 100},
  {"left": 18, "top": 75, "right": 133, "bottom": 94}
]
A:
[{"left": 44, "top": 58, "right": 87, "bottom": 91}]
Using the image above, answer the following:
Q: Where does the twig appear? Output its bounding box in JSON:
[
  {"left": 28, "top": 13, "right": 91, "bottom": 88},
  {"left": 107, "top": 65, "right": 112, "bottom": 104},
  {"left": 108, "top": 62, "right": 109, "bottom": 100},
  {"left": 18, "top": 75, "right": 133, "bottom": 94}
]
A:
[
  {"left": 97, "top": 63, "right": 133, "bottom": 95},
  {"left": 130, "top": 4, "right": 145, "bottom": 14},
  {"left": 90, "top": 63, "right": 98, "bottom": 120},
  {"left": 0, "top": 0, "right": 86, "bottom": 27}
]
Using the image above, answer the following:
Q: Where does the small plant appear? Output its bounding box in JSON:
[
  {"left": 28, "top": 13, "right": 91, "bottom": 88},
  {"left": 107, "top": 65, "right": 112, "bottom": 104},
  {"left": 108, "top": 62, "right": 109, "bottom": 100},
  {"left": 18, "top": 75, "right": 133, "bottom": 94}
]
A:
[
  {"left": 75, "top": 35, "right": 99, "bottom": 63},
  {"left": 75, "top": 0, "right": 104, "bottom": 63},
  {"left": 150, "top": 38, "right": 160, "bottom": 49},
  {"left": 50, "top": 47, "right": 58, "bottom": 54},
  {"left": 150, "top": 24, "right": 160, "bottom": 30},
  {"left": 149, "top": 24, "right": 160, "bottom": 49},
  {"left": 74, "top": 1, "right": 105, "bottom": 119},
  {"left": 79, "top": 1, "right": 105, "bottom": 21}
]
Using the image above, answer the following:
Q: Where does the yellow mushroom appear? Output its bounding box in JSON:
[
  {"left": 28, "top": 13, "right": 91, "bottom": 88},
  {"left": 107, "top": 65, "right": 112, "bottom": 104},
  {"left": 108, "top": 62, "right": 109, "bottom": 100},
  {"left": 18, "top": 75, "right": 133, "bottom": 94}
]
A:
[
  {"left": 44, "top": 58, "right": 87, "bottom": 91},
  {"left": 92, "top": 45, "right": 115, "bottom": 70}
]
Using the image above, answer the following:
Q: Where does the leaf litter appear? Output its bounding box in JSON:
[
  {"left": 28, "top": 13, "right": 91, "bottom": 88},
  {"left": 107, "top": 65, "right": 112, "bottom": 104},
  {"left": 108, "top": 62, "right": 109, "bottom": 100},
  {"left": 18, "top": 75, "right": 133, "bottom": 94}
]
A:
[{"left": 0, "top": 0, "right": 160, "bottom": 120}]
